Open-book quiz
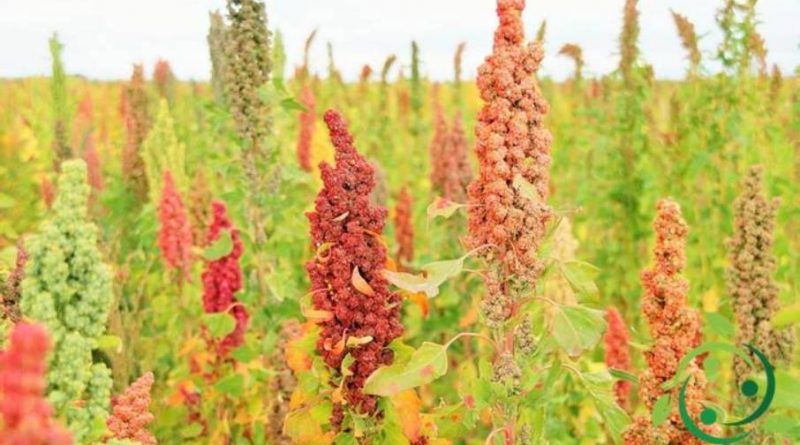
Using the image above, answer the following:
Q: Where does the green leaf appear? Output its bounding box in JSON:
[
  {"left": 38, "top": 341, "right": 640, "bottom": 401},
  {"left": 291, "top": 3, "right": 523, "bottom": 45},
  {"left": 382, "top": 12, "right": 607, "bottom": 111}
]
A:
[
  {"left": 609, "top": 368, "right": 639, "bottom": 384},
  {"left": 652, "top": 394, "right": 671, "bottom": 427},
  {"left": 205, "top": 312, "right": 236, "bottom": 339},
  {"left": 203, "top": 229, "right": 233, "bottom": 260},
  {"left": 214, "top": 373, "right": 244, "bottom": 397},
  {"left": 551, "top": 304, "right": 607, "bottom": 356},
  {"left": 559, "top": 260, "right": 600, "bottom": 295},
  {"left": 773, "top": 303, "right": 800, "bottom": 329},
  {"left": 181, "top": 422, "right": 204, "bottom": 438},
  {"left": 594, "top": 392, "right": 629, "bottom": 444},
  {"left": 280, "top": 97, "right": 307, "bottom": 113},
  {"left": 383, "top": 254, "right": 468, "bottom": 298},
  {"left": 363, "top": 342, "right": 448, "bottom": 396},
  {"left": 705, "top": 312, "right": 736, "bottom": 337},
  {"left": 231, "top": 343, "right": 258, "bottom": 362},
  {"left": 426, "top": 197, "right": 466, "bottom": 221}
]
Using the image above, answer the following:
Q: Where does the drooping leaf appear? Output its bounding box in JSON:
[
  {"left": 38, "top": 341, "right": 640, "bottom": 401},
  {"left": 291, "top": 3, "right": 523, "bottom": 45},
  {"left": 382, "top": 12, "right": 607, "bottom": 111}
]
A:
[
  {"left": 352, "top": 267, "right": 375, "bottom": 296},
  {"left": 609, "top": 368, "right": 639, "bottom": 384},
  {"left": 203, "top": 229, "right": 233, "bottom": 260},
  {"left": 205, "top": 312, "right": 236, "bottom": 339},
  {"left": 363, "top": 342, "right": 448, "bottom": 396},
  {"left": 383, "top": 254, "right": 468, "bottom": 298},
  {"left": 551, "top": 304, "right": 607, "bottom": 356}
]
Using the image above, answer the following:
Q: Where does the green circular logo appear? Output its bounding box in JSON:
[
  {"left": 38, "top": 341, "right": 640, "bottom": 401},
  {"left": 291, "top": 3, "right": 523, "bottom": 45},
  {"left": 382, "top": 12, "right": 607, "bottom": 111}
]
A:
[{"left": 669, "top": 343, "right": 776, "bottom": 444}]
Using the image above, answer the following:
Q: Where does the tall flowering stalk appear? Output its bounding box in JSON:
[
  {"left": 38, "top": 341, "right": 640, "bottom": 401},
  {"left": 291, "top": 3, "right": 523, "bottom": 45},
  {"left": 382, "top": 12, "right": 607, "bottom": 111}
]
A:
[
  {"left": 224, "top": 0, "right": 271, "bottom": 155},
  {"left": 50, "top": 34, "right": 72, "bottom": 168},
  {"left": 624, "top": 199, "right": 711, "bottom": 445},
  {"left": 201, "top": 201, "right": 248, "bottom": 355},
  {"left": 670, "top": 10, "right": 701, "bottom": 78},
  {"left": 296, "top": 85, "right": 316, "bottom": 172},
  {"left": 142, "top": 99, "right": 187, "bottom": 205},
  {"left": 106, "top": 372, "right": 156, "bottom": 445},
  {"left": 121, "top": 64, "right": 152, "bottom": 202},
  {"left": 21, "top": 160, "right": 114, "bottom": 443},
  {"left": 393, "top": 186, "right": 414, "bottom": 268},
  {"left": 0, "top": 322, "right": 73, "bottom": 445},
  {"left": 224, "top": 0, "right": 272, "bottom": 245},
  {"left": 207, "top": 11, "right": 229, "bottom": 105},
  {"left": 604, "top": 307, "right": 632, "bottom": 409},
  {"left": 157, "top": 171, "right": 193, "bottom": 282},
  {"left": 453, "top": 42, "right": 466, "bottom": 108},
  {"left": 429, "top": 104, "right": 449, "bottom": 195},
  {"left": 466, "top": 0, "right": 553, "bottom": 441},
  {"left": 619, "top": 0, "right": 640, "bottom": 87},
  {"left": 306, "top": 110, "right": 403, "bottom": 425},
  {"left": 153, "top": 59, "right": 176, "bottom": 103},
  {"left": 727, "top": 167, "right": 795, "bottom": 390}
]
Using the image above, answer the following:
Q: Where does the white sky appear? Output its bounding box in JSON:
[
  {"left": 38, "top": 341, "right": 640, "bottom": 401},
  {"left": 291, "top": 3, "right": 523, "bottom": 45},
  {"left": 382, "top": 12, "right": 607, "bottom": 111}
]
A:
[{"left": 0, "top": 0, "right": 797, "bottom": 82}]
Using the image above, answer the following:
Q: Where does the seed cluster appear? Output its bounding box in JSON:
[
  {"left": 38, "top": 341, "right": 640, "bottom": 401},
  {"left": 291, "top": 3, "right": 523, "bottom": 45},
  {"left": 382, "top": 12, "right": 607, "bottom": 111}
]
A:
[
  {"left": 624, "top": 199, "right": 712, "bottom": 445},
  {"left": 158, "top": 171, "right": 193, "bottom": 281},
  {"left": 121, "top": 64, "right": 152, "bottom": 202},
  {"left": 0, "top": 323, "right": 73, "bottom": 445},
  {"left": 393, "top": 186, "right": 414, "bottom": 267},
  {"left": 201, "top": 201, "right": 249, "bottom": 354},
  {"left": 106, "top": 372, "right": 156, "bottom": 445},
  {"left": 296, "top": 84, "right": 316, "bottom": 172},
  {"left": 604, "top": 307, "right": 632, "bottom": 408},
  {"left": 306, "top": 109, "right": 403, "bottom": 418},
  {"left": 727, "top": 167, "right": 795, "bottom": 386},
  {"left": 467, "top": 0, "right": 553, "bottom": 316}
]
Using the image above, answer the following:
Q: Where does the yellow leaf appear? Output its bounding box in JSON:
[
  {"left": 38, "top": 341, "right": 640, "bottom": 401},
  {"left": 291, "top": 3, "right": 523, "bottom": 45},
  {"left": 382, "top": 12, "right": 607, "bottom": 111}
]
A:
[
  {"left": 408, "top": 292, "right": 429, "bottom": 318},
  {"left": 391, "top": 390, "right": 423, "bottom": 442}
]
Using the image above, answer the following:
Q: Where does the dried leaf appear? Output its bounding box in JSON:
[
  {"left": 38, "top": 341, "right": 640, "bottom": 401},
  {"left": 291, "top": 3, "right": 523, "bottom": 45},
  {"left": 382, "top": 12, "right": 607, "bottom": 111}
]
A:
[{"left": 351, "top": 266, "right": 376, "bottom": 296}]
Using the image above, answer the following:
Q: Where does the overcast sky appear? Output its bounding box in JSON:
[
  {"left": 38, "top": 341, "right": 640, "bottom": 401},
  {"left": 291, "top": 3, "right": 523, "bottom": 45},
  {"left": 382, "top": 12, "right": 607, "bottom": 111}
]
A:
[{"left": 0, "top": 0, "right": 797, "bottom": 82}]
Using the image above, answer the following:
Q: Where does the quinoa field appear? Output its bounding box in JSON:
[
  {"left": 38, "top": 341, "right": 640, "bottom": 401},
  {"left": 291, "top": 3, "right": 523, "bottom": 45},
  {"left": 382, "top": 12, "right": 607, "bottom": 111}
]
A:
[{"left": 0, "top": 0, "right": 799, "bottom": 444}]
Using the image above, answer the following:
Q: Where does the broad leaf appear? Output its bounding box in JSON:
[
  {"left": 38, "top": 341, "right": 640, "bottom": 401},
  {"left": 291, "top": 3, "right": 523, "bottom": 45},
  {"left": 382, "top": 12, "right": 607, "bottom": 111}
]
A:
[
  {"left": 205, "top": 312, "right": 236, "bottom": 339},
  {"left": 383, "top": 255, "right": 468, "bottom": 298},
  {"left": 552, "top": 304, "right": 607, "bottom": 356},
  {"left": 204, "top": 229, "right": 233, "bottom": 261},
  {"left": 363, "top": 342, "right": 448, "bottom": 396},
  {"left": 559, "top": 260, "right": 600, "bottom": 295}
]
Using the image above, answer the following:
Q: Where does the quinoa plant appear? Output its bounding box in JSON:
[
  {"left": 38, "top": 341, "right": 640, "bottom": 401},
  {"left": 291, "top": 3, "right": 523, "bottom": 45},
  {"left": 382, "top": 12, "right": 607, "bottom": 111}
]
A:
[{"left": 21, "top": 159, "right": 114, "bottom": 443}]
